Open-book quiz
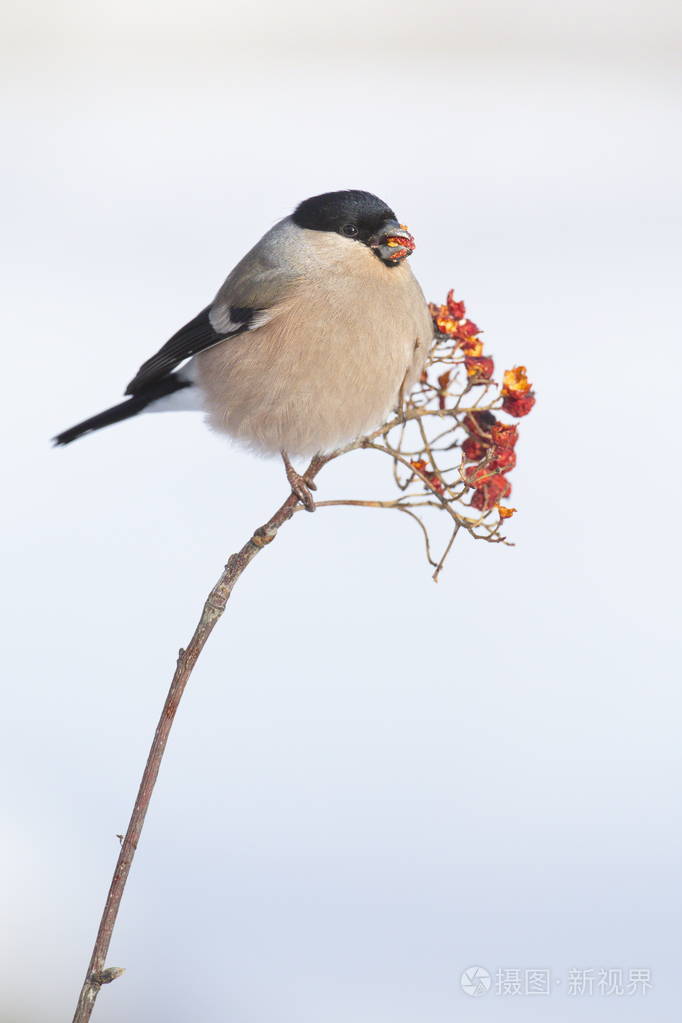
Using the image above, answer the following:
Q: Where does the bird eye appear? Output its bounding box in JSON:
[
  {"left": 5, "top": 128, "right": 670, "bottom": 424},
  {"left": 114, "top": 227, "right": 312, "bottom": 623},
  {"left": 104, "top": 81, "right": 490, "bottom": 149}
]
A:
[{"left": 340, "top": 224, "right": 358, "bottom": 237}]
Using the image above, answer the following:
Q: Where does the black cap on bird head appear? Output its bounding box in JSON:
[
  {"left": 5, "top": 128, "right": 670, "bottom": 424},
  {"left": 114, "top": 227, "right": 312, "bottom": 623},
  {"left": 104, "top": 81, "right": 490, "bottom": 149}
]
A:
[{"left": 292, "top": 190, "right": 416, "bottom": 266}]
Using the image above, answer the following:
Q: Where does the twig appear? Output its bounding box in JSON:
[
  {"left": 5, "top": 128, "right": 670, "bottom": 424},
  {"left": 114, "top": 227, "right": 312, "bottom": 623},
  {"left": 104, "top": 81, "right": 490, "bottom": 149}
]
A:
[
  {"left": 432, "top": 524, "right": 460, "bottom": 582},
  {"left": 311, "top": 499, "right": 439, "bottom": 569},
  {"left": 71, "top": 456, "right": 325, "bottom": 1023}
]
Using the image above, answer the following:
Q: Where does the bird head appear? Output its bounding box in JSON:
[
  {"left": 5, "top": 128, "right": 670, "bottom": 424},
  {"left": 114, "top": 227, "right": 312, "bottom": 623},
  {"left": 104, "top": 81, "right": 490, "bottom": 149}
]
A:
[{"left": 292, "top": 189, "right": 416, "bottom": 267}]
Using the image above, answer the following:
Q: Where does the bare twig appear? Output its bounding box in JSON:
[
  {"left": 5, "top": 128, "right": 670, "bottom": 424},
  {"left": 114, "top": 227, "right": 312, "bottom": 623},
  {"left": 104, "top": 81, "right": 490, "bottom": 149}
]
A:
[
  {"left": 311, "top": 499, "right": 440, "bottom": 569},
  {"left": 71, "top": 456, "right": 325, "bottom": 1023}
]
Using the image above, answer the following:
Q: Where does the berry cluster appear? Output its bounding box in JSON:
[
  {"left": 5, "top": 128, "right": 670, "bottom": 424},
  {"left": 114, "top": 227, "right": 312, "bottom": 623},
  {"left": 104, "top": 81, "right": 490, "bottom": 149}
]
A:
[
  {"left": 358, "top": 287, "right": 537, "bottom": 577},
  {"left": 425, "top": 289, "right": 536, "bottom": 520}
]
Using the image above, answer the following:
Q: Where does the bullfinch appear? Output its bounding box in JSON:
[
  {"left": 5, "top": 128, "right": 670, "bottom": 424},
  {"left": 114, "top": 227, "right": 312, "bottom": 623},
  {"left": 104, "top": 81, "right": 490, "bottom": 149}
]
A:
[{"left": 54, "top": 189, "right": 432, "bottom": 509}]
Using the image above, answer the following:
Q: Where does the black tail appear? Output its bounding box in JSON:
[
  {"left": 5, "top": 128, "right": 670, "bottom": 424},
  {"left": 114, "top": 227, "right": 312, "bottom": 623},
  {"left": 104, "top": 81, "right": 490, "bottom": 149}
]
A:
[{"left": 53, "top": 376, "right": 192, "bottom": 446}]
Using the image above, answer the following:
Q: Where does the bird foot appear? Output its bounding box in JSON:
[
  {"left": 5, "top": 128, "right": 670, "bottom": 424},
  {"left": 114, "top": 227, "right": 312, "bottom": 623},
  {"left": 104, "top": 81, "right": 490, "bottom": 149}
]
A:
[{"left": 285, "top": 464, "right": 317, "bottom": 512}]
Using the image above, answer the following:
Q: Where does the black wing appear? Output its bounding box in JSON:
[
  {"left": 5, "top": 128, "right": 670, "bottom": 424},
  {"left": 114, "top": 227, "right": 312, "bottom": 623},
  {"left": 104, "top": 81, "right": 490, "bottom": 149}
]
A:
[{"left": 125, "top": 306, "right": 251, "bottom": 396}]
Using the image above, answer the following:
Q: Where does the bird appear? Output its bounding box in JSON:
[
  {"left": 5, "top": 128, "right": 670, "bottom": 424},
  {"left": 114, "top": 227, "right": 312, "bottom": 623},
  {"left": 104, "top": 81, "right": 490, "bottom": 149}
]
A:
[{"left": 54, "top": 189, "right": 432, "bottom": 510}]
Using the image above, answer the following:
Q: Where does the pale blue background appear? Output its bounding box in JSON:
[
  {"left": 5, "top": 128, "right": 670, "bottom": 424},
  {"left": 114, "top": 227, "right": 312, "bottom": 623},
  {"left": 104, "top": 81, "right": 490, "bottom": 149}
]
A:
[{"left": 1, "top": 1, "right": 680, "bottom": 1020}]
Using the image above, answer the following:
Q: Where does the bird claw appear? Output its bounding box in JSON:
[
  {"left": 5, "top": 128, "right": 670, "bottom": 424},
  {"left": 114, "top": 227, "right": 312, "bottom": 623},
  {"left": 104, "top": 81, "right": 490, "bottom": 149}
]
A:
[{"left": 286, "top": 466, "right": 317, "bottom": 512}]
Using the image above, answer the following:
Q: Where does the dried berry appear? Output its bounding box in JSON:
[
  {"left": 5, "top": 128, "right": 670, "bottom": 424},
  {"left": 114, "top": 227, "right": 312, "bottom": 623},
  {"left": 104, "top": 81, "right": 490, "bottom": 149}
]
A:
[
  {"left": 463, "top": 464, "right": 493, "bottom": 488},
  {"left": 461, "top": 437, "right": 488, "bottom": 462},
  {"left": 435, "top": 311, "right": 458, "bottom": 336},
  {"left": 446, "top": 290, "right": 466, "bottom": 320},
  {"left": 462, "top": 410, "right": 497, "bottom": 438},
  {"left": 502, "top": 366, "right": 532, "bottom": 396},
  {"left": 437, "top": 370, "right": 451, "bottom": 409},
  {"left": 458, "top": 319, "right": 480, "bottom": 337},
  {"left": 460, "top": 337, "right": 484, "bottom": 356},
  {"left": 502, "top": 392, "right": 536, "bottom": 417},
  {"left": 489, "top": 447, "right": 517, "bottom": 472},
  {"left": 491, "top": 423, "right": 518, "bottom": 449},
  {"left": 425, "top": 471, "right": 445, "bottom": 494},
  {"left": 464, "top": 355, "right": 494, "bottom": 381},
  {"left": 471, "top": 475, "right": 512, "bottom": 511}
]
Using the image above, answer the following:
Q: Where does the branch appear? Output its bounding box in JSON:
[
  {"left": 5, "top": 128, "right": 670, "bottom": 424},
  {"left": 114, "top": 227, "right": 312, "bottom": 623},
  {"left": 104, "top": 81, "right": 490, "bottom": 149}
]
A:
[
  {"left": 71, "top": 455, "right": 325, "bottom": 1023},
  {"left": 70, "top": 289, "right": 534, "bottom": 1020}
]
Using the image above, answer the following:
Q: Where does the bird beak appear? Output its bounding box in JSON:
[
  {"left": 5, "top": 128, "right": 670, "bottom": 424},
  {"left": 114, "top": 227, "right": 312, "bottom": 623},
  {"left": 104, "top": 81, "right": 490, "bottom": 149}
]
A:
[{"left": 369, "top": 221, "right": 416, "bottom": 263}]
